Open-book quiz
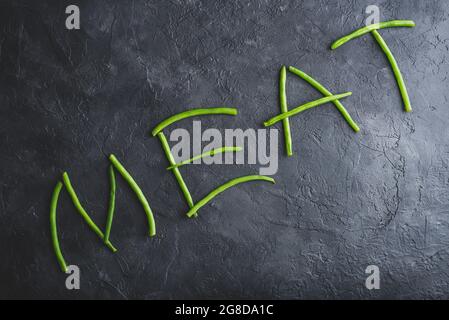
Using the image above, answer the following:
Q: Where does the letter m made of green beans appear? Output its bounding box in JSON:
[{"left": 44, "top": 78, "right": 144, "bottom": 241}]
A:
[{"left": 50, "top": 156, "right": 156, "bottom": 272}]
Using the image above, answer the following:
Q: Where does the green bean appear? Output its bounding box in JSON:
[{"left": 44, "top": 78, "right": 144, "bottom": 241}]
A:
[
  {"left": 371, "top": 29, "right": 412, "bottom": 112},
  {"left": 157, "top": 132, "right": 196, "bottom": 215},
  {"left": 279, "top": 66, "right": 293, "bottom": 156},
  {"left": 288, "top": 66, "right": 360, "bottom": 132},
  {"left": 264, "top": 92, "right": 352, "bottom": 127},
  {"left": 331, "top": 20, "right": 415, "bottom": 50},
  {"left": 109, "top": 154, "right": 156, "bottom": 237},
  {"left": 186, "top": 175, "right": 275, "bottom": 218},
  {"left": 152, "top": 108, "right": 238, "bottom": 136},
  {"left": 104, "top": 165, "right": 116, "bottom": 244},
  {"left": 62, "top": 172, "right": 117, "bottom": 252},
  {"left": 50, "top": 181, "right": 68, "bottom": 272},
  {"left": 167, "top": 147, "right": 243, "bottom": 170}
]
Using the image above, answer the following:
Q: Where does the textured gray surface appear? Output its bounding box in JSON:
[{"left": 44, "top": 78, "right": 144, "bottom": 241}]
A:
[{"left": 1, "top": 0, "right": 449, "bottom": 299}]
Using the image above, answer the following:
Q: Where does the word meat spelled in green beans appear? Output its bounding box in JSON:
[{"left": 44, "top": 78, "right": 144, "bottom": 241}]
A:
[
  {"left": 109, "top": 154, "right": 156, "bottom": 237},
  {"left": 50, "top": 181, "right": 67, "bottom": 273},
  {"left": 288, "top": 66, "right": 360, "bottom": 132},
  {"left": 279, "top": 66, "right": 293, "bottom": 156},
  {"left": 104, "top": 165, "right": 116, "bottom": 244},
  {"left": 331, "top": 20, "right": 415, "bottom": 50},
  {"left": 48, "top": 13, "right": 418, "bottom": 274},
  {"left": 264, "top": 92, "right": 352, "bottom": 127},
  {"left": 186, "top": 175, "right": 276, "bottom": 218},
  {"left": 331, "top": 19, "right": 415, "bottom": 112},
  {"left": 152, "top": 107, "right": 238, "bottom": 136},
  {"left": 62, "top": 172, "right": 117, "bottom": 252},
  {"left": 167, "top": 147, "right": 243, "bottom": 170}
]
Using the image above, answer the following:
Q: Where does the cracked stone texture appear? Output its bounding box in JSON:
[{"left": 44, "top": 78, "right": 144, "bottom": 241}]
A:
[{"left": 1, "top": 0, "right": 449, "bottom": 299}]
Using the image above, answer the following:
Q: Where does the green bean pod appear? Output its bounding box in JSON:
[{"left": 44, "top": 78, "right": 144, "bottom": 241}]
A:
[
  {"left": 331, "top": 20, "right": 415, "bottom": 50},
  {"left": 264, "top": 92, "right": 352, "bottom": 127},
  {"left": 186, "top": 175, "right": 275, "bottom": 218},
  {"left": 167, "top": 146, "right": 242, "bottom": 170},
  {"left": 158, "top": 132, "right": 196, "bottom": 215},
  {"left": 152, "top": 108, "right": 238, "bottom": 136},
  {"left": 109, "top": 154, "right": 156, "bottom": 237},
  {"left": 371, "top": 29, "right": 412, "bottom": 112},
  {"left": 104, "top": 165, "right": 116, "bottom": 244},
  {"left": 62, "top": 172, "right": 117, "bottom": 252},
  {"left": 50, "top": 181, "right": 68, "bottom": 272},
  {"left": 279, "top": 66, "right": 293, "bottom": 156}
]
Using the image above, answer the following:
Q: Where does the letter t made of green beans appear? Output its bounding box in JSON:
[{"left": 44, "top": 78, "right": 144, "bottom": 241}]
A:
[{"left": 331, "top": 20, "right": 416, "bottom": 112}]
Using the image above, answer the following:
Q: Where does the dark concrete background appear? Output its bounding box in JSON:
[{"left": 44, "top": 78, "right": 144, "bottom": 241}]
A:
[{"left": 1, "top": 0, "right": 449, "bottom": 299}]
